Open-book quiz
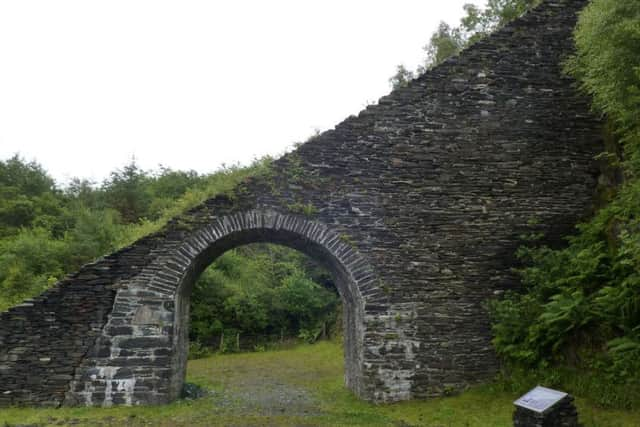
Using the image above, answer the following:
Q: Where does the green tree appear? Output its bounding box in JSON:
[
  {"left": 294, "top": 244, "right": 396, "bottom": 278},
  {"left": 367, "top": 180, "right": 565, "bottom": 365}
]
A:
[
  {"left": 63, "top": 206, "right": 122, "bottom": 270},
  {"left": 274, "top": 270, "right": 338, "bottom": 340},
  {"left": 0, "top": 155, "right": 55, "bottom": 197},
  {"left": 0, "top": 156, "right": 63, "bottom": 237},
  {"left": 0, "top": 228, "right": 66, "bottom": 311},
  {"left": 189, "top": 244, "right": 339, "bottom": 350},
  {"left": 0, "top": 154, "right": 339, "bottom": 354},
  {"left": 422, "top": 22, "right": 465, "bottom": 69},
  {"left": 65, "top": 178, "right": 104, "bottom": 211},
  {"left": 460, "top": 0, "right": 542, "bottom": 42},
  {"left": 102, "top": 160, "right": 152, "bottom": 223},
  {"left": 389, "top": 64, "right": 415, "bottom": 90},
  {"left": 566, "top": 0, "right": 640, "bottom": 173},
  {"left": 145, "top": 167, "right": 204, "bottom": 220},
  {"left": 390, "top": 0, "right": 542, "bottom": 87}
]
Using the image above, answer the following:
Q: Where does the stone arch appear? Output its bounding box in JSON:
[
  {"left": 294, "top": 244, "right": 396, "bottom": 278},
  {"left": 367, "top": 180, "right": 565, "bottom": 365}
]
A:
[
  {"left": 163, "top": 210, "right": 374, "bottom": 400},
  {"left": 0, "top": 0, "right": 603, "bottom": 408},
  {"left": 64, "top": 210, "right": 378, "bottom": 406}
]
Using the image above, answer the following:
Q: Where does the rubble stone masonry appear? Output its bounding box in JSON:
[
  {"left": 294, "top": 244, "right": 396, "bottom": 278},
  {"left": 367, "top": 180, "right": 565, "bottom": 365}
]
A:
[{"left": 0, "top": 0, "right": 601, "bottom": 407}]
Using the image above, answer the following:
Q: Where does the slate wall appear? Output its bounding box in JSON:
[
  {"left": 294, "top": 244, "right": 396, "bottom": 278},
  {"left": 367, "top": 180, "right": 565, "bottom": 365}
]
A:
[{"left": 0, "top": 0, "right": 602, "bottom": 407}]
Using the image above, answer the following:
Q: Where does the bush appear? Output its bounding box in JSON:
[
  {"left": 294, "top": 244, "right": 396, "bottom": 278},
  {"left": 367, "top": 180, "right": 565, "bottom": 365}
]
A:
[
  {"left": 489, "top": 0, "right": 640, "bottom": 409},
  {"left": 187, "top": 341, "right": 213, "bottom": 360}
]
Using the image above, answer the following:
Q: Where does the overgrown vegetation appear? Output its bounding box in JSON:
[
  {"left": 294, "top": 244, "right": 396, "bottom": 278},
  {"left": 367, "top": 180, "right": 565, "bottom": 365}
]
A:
[
  {"left": 189, "top": 244, "right": 339, "bottom": 356},
  {"left": 390, "top": 0, "right": 640, "bottom": 411},
  {"left": 0, "top": 155, "right": 339, "bottom": 350},
  {"left": 489, "top": 0, "right": 640, "bottom": 410},
  {"left": 0, "top": 156, "right": 250, "bottom": 310},
  {"left": 390, "top": 0, "right": 542, "bottom": 88}
]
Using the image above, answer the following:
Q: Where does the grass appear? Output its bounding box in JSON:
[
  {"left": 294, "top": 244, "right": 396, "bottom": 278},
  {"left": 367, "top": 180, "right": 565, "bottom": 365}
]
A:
[{"left": 1, "top": 341, "right": 639, "bottom": 426}]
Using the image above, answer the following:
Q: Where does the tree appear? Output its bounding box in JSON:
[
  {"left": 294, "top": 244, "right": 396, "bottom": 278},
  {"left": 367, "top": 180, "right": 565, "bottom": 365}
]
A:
[
  {"left": 102, "top": 159, "right": 152, "bottom": 223},
  {"left": 0, "top": 155, "right": 55, "bottom": 197},
  {"left": 460, "top": 0, "right": 542, "bottom": 42},
  {"left": 390, "top": 0, "right": 542, "bottom": 88},
  {"left": 0, "top": 156, "right": 63, "bottom": 237},
  {"left": 0, "top": 154, "right": 340, "bottom": 351},
  {"left": 0, "top": 228, "right": 66, "bottom": 311},
  {"left": 274, "top": 271, "right": 338, "bottom": 340},
  {"left": 189, "top": 244, "right": 339, "bottom": 349},
  {"left": 422, "top": 22, "right": 465, "bottom": 70},
  {"left": 566, "top": 0, "right": 640, "bottom": 173},
  {"left": 146, "top": 167, "right": 204, "bottom": 219},
  {"left": 389, "top": 65, "right": 415, "bottom": 90},
  {"left": 63, "top": 206, "right": 122, "bottom": 270}
]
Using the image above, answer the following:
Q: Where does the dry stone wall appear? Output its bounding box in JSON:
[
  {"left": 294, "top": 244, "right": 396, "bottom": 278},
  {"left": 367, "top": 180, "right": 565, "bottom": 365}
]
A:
[{"left": 0, "top": 0, "right": 602, "bottom": 407}]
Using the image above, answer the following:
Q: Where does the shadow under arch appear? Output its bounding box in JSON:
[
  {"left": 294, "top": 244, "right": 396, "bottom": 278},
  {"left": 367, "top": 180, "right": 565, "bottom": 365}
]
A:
[{"left": 160, "top": 209, "right": 378, "bottom": 401}]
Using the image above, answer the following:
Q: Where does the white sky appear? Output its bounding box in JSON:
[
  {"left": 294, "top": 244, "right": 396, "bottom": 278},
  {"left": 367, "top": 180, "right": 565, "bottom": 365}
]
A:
[{"left": 0, "top": 0, "right": 482, "bottom": 185}]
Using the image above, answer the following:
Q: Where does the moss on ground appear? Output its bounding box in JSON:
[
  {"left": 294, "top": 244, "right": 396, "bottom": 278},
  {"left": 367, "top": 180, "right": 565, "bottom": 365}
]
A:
[{"left": 1, "top": 342, "right": 639, "bottom": 426}]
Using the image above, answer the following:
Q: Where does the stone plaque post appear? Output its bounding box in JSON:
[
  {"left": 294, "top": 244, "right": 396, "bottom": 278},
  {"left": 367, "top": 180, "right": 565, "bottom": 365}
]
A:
[{"left": 513, "top": 386, "right": 580, "bottom": 426}]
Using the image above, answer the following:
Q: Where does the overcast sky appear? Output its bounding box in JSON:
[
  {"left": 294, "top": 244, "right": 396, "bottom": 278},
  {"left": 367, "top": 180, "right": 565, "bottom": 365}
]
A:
[{"left": 0, "top": 0, "right": 482, "bottom": 185}]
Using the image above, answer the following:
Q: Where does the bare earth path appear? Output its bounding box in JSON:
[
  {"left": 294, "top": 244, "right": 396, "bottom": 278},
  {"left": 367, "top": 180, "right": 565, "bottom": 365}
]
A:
[{"left": 204, "top": 355, "right": 323, "bottom": 417}]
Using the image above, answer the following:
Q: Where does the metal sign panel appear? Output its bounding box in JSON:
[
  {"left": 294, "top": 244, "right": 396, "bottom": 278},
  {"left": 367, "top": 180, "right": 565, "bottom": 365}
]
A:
[{"left": 514, "top": 386, "right": 568, "bottom": 414}]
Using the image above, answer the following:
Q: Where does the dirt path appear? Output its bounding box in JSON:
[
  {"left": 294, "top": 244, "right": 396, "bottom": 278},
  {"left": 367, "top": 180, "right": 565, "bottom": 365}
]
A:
[
  {"left": 205, "top": 355, "right": 325, "bottom": 417},
  {"left": 212, "top": 378, "right": 321, "bottom": 416}
]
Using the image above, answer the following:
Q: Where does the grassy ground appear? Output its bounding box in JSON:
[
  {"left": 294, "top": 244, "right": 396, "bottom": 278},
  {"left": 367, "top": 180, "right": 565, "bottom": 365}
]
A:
[{"left": 1, "top": 341, "right": 639, "bottom": 426}]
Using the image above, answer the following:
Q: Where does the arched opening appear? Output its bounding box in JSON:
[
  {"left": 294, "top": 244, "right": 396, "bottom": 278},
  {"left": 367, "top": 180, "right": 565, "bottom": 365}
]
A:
[
  {"left": 188, "top": 243, "right": 340, "bottom": 355},
  {"left": 162, "top": 211, "right": 372, "bottom": 401}
]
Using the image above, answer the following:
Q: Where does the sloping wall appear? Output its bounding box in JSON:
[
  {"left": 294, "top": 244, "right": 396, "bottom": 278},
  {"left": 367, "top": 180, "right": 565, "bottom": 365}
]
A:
[{"left": 0, "top": 0, "right": 601, "bottom": 407}]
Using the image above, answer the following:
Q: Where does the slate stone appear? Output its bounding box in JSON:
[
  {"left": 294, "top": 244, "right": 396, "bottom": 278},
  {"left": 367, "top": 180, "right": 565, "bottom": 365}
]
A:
[{"left": 0, "top": 0, "right": 602, "bottom": 408}]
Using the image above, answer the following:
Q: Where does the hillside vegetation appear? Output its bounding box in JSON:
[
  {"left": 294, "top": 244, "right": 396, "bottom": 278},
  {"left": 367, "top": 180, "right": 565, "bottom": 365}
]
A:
[
  {"left": 0, "top": 156, "right": 339, "bottom": 349},
  {"left": 489, "top": 0, "right": 640, "bottom": 409},
  {"left": 391, "top": 0, "right": 640, "bottom": 410}
]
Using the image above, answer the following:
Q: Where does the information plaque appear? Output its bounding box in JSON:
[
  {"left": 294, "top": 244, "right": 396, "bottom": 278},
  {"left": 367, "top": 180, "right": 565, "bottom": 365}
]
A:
[{"left": 514, "top": 386, "right": 568, "bottom": 414}]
